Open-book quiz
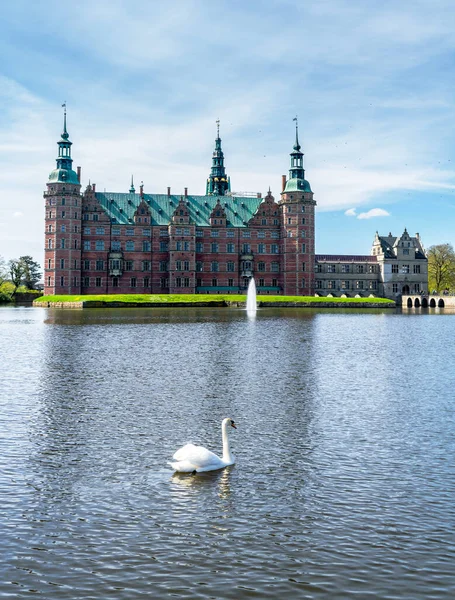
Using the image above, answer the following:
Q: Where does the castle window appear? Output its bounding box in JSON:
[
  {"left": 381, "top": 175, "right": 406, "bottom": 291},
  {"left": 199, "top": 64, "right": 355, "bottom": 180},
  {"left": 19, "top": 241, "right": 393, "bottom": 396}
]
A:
[
  {"left": 160, "top": 278, "right": 168, "bottom": 288},
  {"left": 196, "top": 229, "right": 203, "bottom": 237},
  {"left": 84, "top": 260, "right": 90, "bottom": 270},
  {"left": 111, "top": 241, "right": 121, "bottom": 251},
  {"left": 316, "top": 280, "right": 323, "bottom": 289},
  {"left": 143, "top": 277, "right": 150, "bottom": 287},
  {"left": 259, "top": 279, "right": 264, "bottom": 287},
  {"left": 93, "top": 214, "right": 99, "bottom": 222},
  {"left": 242, "top": 243, "right": 251, "bottom": 254},
  {"left": 142, "top": 261, "right": 150, "bottom": 271},
  {"left": 272, "top": 278, "right": 277, "bottom": 287},
  {"left": 83, "top": 214, "right": 89, "bottom": 220},
  {"left": 175, "top": 228, "right": 182, "bottom": 235},
  {"left": 176, "top": 260, "right": 182, "bottom": 270},
  {"left": 301, "top": 206, "right": 305, "bottom": 212},
  {"left": 83, "top": 277, "right": 89, "bottom": 287},
  {"left": 74, "top": 225, "right": 78, "bottom": 233},
  {"left": 47, "top": 276, "right": 51, "bottom": 286},
  {"left": 159, "top": 261, "right": 168, "bottom": 272},
  {"left": 302, "top": 218, "right": 306, "bottom": 224},
  {"left": 84, "top": 227, "right": 91, "bottom": 234},
  {"left": 184, "top": 228, "right": 190, "bottom": 236},
  {"left": 126, "top": 228, "right": 134, "bottom": 235},
  {"left": 211, "top": 230, "right": 219, "bottom": 237},
  {"left": 96, "top": 227, "right": 105, "bottom": 235},
  {"left": 96, "top": 260, "right": 104, "bottom": 271},
  {"left": 125, "top": 261, "right": 133, "bottom": 271},
  {"left": 142, "top": 241, "right": 151, "bottom": 252},
  {"left": 211, "top": 242, "right": 219, "bottom": 253},
  {"left": 287, "top": 231, "right": 292, "bottom": 238},
  {"left": 48, "top": 224, "right": 53, "bottom": 232},
  {"left": 96, "top": 277, "right": 102, "bottom": 287},
  {"left": 196, "top": 242, "right": 203, "bottom": 252},
  {"left": 226, "top": 230, "right": 234, "bottom": 238},
  {"left": 258, "top": 262, "right": 265, "bottom": 272},
  {"left": 62, "top": 198, "right": 66, "bottom": 206},
  {"left": 184, "top": 277, "right": 190, "bottom": 287},
  {"left": 212, "top": 278, "right": 218, "bottom": 287},
  {"left": 175, "top": 277, "right": 182, "bottom": 287},
  {"left": 125, "top": 241, "right": 134, "bottom": 251},
  {"left": 60, "top": 259, "right": 65, "bottom": 269},
  {"left": 271, "top": 262, "right": 279, "bottom": 272},
  {"left": 258, "top": 244, "right": 265, "bottom": 254},
  {"left": 301, "top": 244, "right": 306, "bottom": 253},
  {"left": 227, "top": 243, "right": 235, "bottom": 253},
  {"left": 242, "top": 231, "right": 251, "bottom": 238},
  {"left": 341, "top": 264, "right": 350, "bottom": 273},
  {"left": 141, "top": 209, "right": 145, "bottom": 215},
  {"left": 356, "top": 280, "right": 364, "bottom": 290},
  {"left": 60, "top": 239, "right": 66, "bottom": 249},
  {"left": 47, "top": 259, "right": 51, "bottom": 269},
  {"left": 315, "top": 264, "right": 322, "bottom": 273},
  {"left": 160, "top": 241, "right": 168, "bottom": 251},
  {"left": 327, "top": 265, "right": 336, "bottom": 273},
  {"left": 402, "top": 264, "right": 410, "bottom": 274},
  {"left": 403, "top": 249, "right": 409, "bottom": 255},
  {"left": 392, "top": 283, "right": 398, "bottom": 293},
  {"left": 392, "top": 264, "right": 399, "bottom": 273},
  {"left": 288, "top": 218, "right": 292, "bottom": 225},
  {"left": 184, "top": 261, "right": 190, "bottom": 271},
  {"left": 143, "top": 229, "right": 151, "bottom": 236},
  {"left": 61, "top": 225, "right": 66, "bottom": 232},
  {"left": 113, "top": 277, "right": 119, "bottom": 288},
  {"left": 302, "top": 263, "right": 306, "bottom": 271},
  {"left": 131, "top": 277, "right": 137, "bottom": 288},
  {"left": 261, "top": 219, "right": 267, "bottom": 225},
  {"left": 271, "top": 244, "right": 279, "bottom": 254},
  {"left": 160, "top": 229, "right": 168, "bottom": 237},
  {"left": 273, "top": 219, "right": 279, "bottom": 225},
  {"left": 228, "top": 278, "right": 234, "bottom": 287},
  {"left": 96, "top": 240, "right": 105, "bottom": 251},
  {"left": 196, "top": 262, "right": 203, "bottom": 272},
  {"left": 414, "top": 265, "right": 421, "bottom": 274},
  {"left": 60, "top": 276, "right": 64, "bottom": 286},
  {"left": 327, "top": 281, "right": 336, "bottom": 289},
  {"left": 287, "top": 206, "right": 292, "bottom": 213},
  {"left": 112, "top": 227, "right": 121, "bottom": 235},
  {"left": 341, "top": 281, "right": 350, "bottom": 290},
  {"left": 271, "top": 231, "right": 279, "bottom": 239},
  {"left": 175, "top": 241, "right": 181, "bottom": 250},
  {"left": 257, "top": 231, "right": 265, "bottom": 238},
  {"left": 184, "top": 242, "right": 190, "bottom": 251},
  {"left": 301, "top": 230, "right": 306, "bottom": 237},
  {"left": 369, "top": 281, "right": 377, "bottom": 290},
  {"left": 61, "top": 211, "right": 66, "bottom": 218},
  {"left": 211, "top": 262, "right": 219, "bottom": 272},
  {"left": 227, "top": 262, "right": 235, "bottom": 272}
]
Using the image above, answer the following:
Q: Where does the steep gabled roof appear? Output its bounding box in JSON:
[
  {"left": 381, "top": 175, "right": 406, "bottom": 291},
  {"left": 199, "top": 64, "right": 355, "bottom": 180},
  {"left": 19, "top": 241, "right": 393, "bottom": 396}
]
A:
[{"left": 94, "top": 193, "right": 264, "bottom": 227}]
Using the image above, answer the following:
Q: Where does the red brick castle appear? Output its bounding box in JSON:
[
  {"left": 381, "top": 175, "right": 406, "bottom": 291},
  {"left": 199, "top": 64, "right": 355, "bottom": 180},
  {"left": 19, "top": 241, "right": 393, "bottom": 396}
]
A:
[{"left": 44, "top": 111, "right": 316, "bottom": 296}]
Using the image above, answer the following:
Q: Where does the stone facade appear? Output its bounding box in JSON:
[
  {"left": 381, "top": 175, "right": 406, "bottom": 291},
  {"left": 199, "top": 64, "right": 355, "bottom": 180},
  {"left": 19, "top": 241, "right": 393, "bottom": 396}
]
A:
[{"left": 43, "top": 114, "right": 426, "bottom": 299}]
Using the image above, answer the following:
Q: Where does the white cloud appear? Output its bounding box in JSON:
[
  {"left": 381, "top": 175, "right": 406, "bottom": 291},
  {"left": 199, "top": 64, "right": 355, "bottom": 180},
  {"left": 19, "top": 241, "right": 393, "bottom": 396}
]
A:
[
  {"left": 357, "top": 208, "right": 391, "bottom": 219},
  {"left": 13, "top": 211, "right": 23, "bottom": 218},
  {"left": 345, "top": 208, "right": 357, "bottom": 216}
]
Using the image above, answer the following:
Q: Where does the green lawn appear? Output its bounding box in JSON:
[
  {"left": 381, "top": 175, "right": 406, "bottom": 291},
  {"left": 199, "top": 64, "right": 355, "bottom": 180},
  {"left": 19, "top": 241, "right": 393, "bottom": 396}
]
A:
[{"left": 35, "top": 293, "right": 395, "bottom": 305}]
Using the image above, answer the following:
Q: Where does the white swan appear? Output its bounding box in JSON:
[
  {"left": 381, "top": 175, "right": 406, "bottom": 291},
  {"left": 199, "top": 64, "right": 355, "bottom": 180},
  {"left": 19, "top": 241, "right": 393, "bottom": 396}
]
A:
[{"left": 169, "top": 418, "right": 237, "bottom": 473}]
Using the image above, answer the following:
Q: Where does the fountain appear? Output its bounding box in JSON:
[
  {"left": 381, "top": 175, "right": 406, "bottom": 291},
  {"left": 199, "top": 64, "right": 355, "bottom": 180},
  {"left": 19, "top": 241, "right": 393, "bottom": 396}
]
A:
[{"left": 246, "top": 277, "right": 257, "bottom": 313}]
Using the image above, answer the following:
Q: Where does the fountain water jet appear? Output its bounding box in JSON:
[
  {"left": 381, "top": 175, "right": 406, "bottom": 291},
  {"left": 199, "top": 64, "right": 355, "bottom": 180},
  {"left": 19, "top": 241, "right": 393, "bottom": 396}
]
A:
[{"left": 246, "top": 278, "right": 257, "bottom": 313}]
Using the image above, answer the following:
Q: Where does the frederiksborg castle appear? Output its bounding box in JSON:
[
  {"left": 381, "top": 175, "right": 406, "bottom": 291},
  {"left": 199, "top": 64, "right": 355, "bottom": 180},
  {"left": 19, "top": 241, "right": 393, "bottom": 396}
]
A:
[{"left": 43, "top": 113, "right": 428, "bottom": 298}]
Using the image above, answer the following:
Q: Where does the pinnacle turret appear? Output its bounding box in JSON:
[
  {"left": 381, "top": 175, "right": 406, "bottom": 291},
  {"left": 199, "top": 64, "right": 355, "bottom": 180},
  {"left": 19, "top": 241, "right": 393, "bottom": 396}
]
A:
[{"left": 206, "top": 120, "right": 231, "bottom": 196}]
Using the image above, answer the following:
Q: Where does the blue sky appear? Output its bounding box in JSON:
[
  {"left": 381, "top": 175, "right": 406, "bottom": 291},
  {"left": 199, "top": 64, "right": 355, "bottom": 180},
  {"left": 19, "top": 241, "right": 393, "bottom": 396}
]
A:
[{"left": 0, "top": 0, "right": 454, "bottom": 265}]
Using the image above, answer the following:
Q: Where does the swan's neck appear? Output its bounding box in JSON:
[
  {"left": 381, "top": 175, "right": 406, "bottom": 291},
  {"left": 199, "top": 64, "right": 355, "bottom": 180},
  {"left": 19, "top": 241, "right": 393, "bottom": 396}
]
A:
[{"left": 222, "top": 422, "right": 233, "bottom": 463}]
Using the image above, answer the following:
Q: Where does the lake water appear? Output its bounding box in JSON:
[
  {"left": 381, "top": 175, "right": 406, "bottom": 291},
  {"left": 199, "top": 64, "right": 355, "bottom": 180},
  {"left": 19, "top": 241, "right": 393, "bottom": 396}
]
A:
[{"left": 1, "top": 306, "right": 455, "bottom": 599}]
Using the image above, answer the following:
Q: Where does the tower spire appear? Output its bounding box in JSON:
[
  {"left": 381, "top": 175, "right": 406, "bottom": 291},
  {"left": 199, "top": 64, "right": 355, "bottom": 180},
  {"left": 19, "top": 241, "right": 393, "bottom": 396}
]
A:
[
  {"left": 61, "top": 102, "right": 69, "bottom": 140},
  {"left": 206, "top": 120, "right": 230, "bottom": 196},
  {"left": 129, "top": 174, "right": 135, "bottom": 193},
  {"left": 283, "top": 118, "right": 312, "bottom": 193},
  {"left": 293, "top": 115, "right": 301, "bottom": 151}
]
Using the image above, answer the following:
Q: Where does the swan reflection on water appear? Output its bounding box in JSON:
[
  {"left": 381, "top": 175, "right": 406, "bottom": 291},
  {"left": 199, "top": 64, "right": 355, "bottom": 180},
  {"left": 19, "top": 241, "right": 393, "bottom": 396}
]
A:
[{"left": 171, "top": 465, "right": 234, "bottom": 501}]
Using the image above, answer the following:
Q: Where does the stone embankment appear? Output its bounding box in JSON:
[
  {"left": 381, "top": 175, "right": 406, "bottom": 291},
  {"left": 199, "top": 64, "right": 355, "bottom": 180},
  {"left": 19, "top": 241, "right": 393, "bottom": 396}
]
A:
[{"left": 35, "top": 299, "right": 395, "bottom": 309}]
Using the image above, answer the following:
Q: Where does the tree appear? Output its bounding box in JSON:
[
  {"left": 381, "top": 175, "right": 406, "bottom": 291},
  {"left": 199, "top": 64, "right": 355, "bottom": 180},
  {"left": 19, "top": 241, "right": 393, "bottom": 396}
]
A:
[
  {"left": 0, "top": 255, "right": 7, "bottom": 286},
  {"left": 8, "top": 259, "right": 25, "bottom": 297},
  {"left": 18, "top": 256, "right": 42, "bottom": 290},
  {"left": 427, "top": 243, "right": 455, "bottom": 293}
]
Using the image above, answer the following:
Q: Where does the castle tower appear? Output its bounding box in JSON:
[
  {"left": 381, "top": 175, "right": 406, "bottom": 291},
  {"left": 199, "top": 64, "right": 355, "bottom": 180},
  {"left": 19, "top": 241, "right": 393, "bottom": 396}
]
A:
[
  {"left": 206, "top": 120, "right": 231, "bottom": 196},
  {"left": 279, "top": 119, "right": 316, "bottom": 295},
  {"left": 43, "top": 106, "right": 82, "bottom": 295}
]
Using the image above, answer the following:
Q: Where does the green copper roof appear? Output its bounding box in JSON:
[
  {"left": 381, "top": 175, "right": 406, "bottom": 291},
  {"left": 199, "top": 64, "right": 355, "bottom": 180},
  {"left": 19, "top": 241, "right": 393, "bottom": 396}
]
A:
[
  {"left": 284, "top": 178, "right": 312, "bottom": 192},
  {"left": 48, "top": 168, "right": 80, "bottom": 185},
  {"left": 95, "top": 192, "right": 264, "bottom": 227}
]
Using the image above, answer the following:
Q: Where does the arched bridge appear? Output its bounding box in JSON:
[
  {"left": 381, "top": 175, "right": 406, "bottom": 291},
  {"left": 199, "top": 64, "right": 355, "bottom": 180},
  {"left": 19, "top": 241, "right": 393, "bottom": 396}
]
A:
[{"left": 402, "top": 294, "right": 455, "bottom": 308}]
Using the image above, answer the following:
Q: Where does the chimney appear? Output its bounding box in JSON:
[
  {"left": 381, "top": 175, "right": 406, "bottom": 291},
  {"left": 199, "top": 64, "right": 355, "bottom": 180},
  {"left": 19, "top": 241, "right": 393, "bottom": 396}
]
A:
[
  {"left": 416, "top": 232, "right": 420, "bottom": 240},
  {"left": 167, "top": 187, "right": 171, "bottom": 196},
  {"left": 92, "top": 183, "right": 96, "bottom": 192},
  {"left": 281, "top": 175, "right": 286, "bottom": 192},
  {"left": 257, "top": 192, "right": 262, "bottom": 198},
  {"left": 184, "top": 187, "right": 188, "bottom": 197},
  {"left": 77, "top": 166, "right": 81, "bottom": 183}
]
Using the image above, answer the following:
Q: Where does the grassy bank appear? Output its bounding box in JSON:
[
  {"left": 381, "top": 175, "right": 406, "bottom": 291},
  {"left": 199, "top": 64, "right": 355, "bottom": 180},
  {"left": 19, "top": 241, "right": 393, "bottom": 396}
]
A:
[{"left": 35, "top": 293, "right": 395, "bottom": 305}]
